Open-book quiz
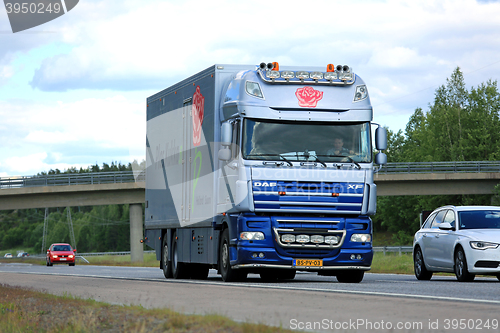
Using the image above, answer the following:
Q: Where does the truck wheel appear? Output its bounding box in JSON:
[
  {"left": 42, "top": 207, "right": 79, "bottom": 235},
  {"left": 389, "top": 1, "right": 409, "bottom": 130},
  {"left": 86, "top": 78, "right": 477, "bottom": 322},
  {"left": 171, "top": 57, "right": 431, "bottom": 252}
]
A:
[
  {"left": 172, "top": 233, "right": 190, "bottom": 279},
  {"left": 336, "top": 270, "right": 364, "bottom": 283},
  {"left": 162, "top": 235, "right": 173, "bottom": 278},
  {"left": 219, "top": 229, "right": 245, "bottom": 282}
]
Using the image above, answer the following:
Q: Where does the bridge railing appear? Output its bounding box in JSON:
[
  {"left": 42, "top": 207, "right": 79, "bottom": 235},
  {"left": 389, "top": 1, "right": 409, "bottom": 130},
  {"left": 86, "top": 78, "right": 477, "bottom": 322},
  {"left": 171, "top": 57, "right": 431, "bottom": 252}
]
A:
[
  {"left": 0, "top": 171, "right": 145, "bottom": 189},
  {"left": 1, "top": 161, "right": 499, "bottom": 189},
  {"left": 378, "top": 161, "right": 500, "bottom": 174}
]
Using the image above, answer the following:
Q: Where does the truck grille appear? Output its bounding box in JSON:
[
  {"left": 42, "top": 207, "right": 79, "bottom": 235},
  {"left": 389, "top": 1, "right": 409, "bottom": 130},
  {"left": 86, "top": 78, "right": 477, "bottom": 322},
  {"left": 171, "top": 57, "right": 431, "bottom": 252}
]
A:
[{"left": 253, "top": 180, "right": 363, "bottom": 214}]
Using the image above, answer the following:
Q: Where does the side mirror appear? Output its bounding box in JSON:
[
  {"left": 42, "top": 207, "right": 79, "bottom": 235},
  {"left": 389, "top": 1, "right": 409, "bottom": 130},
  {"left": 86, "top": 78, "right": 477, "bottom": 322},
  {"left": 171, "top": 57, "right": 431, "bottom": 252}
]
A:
[
  {"left": 375, "top": 127, "right": 387, "bottom": 151},
  {"left": 439, "top": 222, "right": 454, "bottom": 231},
  {"left": 73, "top": 249, "right": 77, "bottom": 252},
  {"left": 221, "top": 122, "right": 232, "bottom": 147},
  {"left": 375, "top": 152, "right": 387, "bottom": 165},
  {"left": 218, "top": 148, "right": 231, "bottom": 161}
]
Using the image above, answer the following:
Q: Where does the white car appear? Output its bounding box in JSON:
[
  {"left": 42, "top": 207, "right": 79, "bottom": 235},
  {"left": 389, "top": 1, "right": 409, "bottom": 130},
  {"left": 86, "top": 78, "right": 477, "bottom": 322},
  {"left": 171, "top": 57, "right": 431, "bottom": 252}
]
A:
[
  {"left": 3, "top": 253, "right": 13, "bottom": 258},
  {"left": 413, "top": 205, "right": 500, "bottom": 282}
]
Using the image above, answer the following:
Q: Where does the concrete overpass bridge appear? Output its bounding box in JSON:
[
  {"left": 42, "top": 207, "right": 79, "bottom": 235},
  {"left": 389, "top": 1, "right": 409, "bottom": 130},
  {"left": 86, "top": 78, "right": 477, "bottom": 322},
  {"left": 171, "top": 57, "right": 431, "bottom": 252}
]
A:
[{"left": 1, "top": 161, "right": 499, "bottom": 261}]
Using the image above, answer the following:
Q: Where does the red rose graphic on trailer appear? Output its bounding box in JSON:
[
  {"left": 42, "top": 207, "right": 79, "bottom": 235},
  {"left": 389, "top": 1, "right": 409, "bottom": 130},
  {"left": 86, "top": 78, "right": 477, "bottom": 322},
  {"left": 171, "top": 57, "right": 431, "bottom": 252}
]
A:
[
  {"left": 295, "top": 86, "right": 324, "bottom": 107},
  {"left": 192, "top": 86, "right": 205, "bottom": 147}
]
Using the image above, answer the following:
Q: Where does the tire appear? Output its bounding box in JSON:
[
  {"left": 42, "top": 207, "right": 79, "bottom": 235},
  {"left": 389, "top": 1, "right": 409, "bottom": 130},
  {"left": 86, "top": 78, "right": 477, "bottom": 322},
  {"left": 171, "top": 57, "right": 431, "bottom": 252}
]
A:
[
  {"left": 190, "top": 264, "right": 210, "bottom": 280},
  {"left": 455, "top": 248, "right": 475, "bottom": 282},
  {"left": 219, "top": 228, "right": 245, "bottom": 282},
  {"left": 69, "top": 263, "right": 75, "bottom": 266},
  {"left": 336, "top": 270, "right": 364, "bottom": 283},
  {"left": 47, "top": 259, "right": 53, "bottom": 267},
  {"left": 162, "top": 235, "right": 173, "bottom": 279},
  {"left": 172, "top": 232, "right": 190, "bottom": 279},
  {"left": 414, "top": 247, "right": 433, "bottom": 280}
]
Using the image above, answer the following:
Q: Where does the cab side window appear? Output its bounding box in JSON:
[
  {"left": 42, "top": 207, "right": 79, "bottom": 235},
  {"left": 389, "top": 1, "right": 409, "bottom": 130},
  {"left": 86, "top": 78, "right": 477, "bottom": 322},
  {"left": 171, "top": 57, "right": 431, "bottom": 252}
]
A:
[{"left": 431, "top": 210, "right": 446, "bottom": 229}]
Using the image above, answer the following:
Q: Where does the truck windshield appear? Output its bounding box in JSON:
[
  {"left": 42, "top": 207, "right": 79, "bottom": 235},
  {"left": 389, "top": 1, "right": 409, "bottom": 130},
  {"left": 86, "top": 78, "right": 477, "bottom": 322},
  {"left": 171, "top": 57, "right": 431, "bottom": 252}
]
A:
[{"left": 242, "top": 119, "right": 372, "bottom": 163}]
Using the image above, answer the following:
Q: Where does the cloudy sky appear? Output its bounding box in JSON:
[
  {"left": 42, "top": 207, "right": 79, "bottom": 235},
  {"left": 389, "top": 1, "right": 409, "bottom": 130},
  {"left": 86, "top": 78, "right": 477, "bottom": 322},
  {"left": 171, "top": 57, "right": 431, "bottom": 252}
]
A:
[{"left": 1, "top": 0, "right": 499, "bottom": 177}]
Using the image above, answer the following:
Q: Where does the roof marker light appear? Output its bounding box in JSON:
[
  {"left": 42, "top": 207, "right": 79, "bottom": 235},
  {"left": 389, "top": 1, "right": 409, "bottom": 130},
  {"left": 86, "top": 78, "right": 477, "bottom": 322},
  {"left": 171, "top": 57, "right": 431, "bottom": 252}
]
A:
[
  {"left": 272, "top": 62, "right": 279, "bottom": 71},
  {"left": 327, "top": 64, "right": 335, "bottom": 72},
  {"left": 296, "top": 71, "right": 309, "bottom": 80}
]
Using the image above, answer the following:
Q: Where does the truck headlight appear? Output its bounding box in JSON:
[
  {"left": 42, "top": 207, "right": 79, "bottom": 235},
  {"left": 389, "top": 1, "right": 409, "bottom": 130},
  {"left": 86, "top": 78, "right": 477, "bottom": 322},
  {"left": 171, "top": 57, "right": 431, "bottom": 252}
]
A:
[
  {"left": 310, "top": 235, "right": 324, "bottom": 244},
  {"left": 325, "top": 235, "right": 340, "bottom": 245},
  {"left": 295, "top": 235, "right": 310, "bottom": 243},
  {"left": 350, "top": 234, "right": 371, "bottom": 243},
  {"left": 281, "top": 234, "right": 295, "bottom": 243},
  {"left": 470, "top": 241, "right": 499, "bottom": 250},
  {"left": 240, "top": 232, "right": 265, "bottom": 240}
]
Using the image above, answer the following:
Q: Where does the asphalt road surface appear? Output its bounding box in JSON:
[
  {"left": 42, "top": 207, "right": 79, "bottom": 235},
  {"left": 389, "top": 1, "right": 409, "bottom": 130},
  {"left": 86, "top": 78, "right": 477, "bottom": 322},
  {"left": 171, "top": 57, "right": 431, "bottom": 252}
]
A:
[{"left": 1, "top": 263, "right": 500, "bottom": 332}]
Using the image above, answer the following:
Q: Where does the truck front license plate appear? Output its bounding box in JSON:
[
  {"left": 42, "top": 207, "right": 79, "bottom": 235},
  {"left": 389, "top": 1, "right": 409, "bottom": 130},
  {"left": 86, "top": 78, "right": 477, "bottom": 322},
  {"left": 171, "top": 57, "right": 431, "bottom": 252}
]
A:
[{"left": 293, "top": 259, "right": 323, "bottom": 267}]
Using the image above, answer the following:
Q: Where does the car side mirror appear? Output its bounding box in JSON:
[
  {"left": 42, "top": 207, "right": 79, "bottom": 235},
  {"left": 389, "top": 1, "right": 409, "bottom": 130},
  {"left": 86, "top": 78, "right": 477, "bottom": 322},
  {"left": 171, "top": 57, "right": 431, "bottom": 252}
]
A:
[
  {"left": 439, "top": 222, "right": 454, "bottom": 231},
  {"left": 73, "top": 249, "right": 77, "bottom": 252}
]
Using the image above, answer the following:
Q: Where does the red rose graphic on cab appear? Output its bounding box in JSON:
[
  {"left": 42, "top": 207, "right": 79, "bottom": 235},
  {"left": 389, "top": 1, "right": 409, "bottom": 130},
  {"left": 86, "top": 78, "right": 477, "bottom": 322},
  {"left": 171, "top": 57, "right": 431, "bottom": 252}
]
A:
[
  {"left": 295, "top": 86, "right": 324, "bottom": 107},
  {"left": 192, "top": 86, "right": 205, "bottom": 147}
]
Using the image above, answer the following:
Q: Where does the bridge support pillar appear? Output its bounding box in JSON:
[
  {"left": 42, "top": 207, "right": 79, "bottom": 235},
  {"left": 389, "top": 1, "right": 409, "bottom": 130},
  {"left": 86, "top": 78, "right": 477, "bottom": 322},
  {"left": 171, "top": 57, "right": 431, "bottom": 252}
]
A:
[{"left": 129, "top": 203, "right": 144, "bottom": 263}]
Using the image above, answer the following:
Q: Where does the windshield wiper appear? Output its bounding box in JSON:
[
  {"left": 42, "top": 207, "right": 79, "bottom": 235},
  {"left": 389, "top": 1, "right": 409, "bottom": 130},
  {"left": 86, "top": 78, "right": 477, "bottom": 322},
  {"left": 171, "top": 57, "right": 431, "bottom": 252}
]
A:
[
  {"left": 279, "top": 155, "right": 293, "bottom": 167},
  {"left": 322, "top": 154, "right": 361, "bottom": 169},
  {"left": 312, "top": 155, "right": 327, "bottom": 168},
  {"left": 245, "top": 153, "right": 293, "bottom": 167}
]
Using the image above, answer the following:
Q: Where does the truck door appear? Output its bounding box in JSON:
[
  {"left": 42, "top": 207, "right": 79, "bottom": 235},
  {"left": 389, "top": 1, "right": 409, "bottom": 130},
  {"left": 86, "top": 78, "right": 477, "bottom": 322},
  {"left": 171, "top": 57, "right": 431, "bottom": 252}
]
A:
[{"left": 217, "top": 120, "right": 240, "bottom": 213}]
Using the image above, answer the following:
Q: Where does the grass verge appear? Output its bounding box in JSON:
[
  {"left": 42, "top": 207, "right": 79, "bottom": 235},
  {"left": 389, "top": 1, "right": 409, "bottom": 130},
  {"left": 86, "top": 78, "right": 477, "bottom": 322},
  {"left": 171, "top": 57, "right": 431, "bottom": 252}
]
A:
[{"left": 0, "top": 284, "right": 294, "bottom": 333}]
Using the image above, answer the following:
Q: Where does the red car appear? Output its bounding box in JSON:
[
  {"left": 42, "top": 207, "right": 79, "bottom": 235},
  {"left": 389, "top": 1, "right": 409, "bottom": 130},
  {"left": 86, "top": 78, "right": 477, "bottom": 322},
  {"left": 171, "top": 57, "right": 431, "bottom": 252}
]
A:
[{"left": 46, "top": 243, "right": 76, "bottom": 266}]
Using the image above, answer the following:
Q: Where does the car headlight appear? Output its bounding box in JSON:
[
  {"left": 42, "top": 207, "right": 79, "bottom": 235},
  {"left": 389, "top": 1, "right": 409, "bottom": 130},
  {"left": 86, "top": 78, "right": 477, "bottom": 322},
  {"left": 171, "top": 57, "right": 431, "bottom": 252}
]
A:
[
  {"left": 350, "top": 234, "right": 371, "bottom": 243},
  {"left": 69, "top": 255, "right": 74, "bottom": 259},
  {"left": 240, "top": 232, "right": 265, "bottom": 240},
  {"left": 470, "top": 241, "right": 499, "bottom": 250}
]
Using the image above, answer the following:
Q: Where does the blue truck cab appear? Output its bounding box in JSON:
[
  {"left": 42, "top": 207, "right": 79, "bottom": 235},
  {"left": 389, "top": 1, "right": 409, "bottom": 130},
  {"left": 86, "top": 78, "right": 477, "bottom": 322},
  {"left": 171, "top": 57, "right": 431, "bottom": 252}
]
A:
[{"left": 144, "top": 62, "right": 387, "bottom": 283}]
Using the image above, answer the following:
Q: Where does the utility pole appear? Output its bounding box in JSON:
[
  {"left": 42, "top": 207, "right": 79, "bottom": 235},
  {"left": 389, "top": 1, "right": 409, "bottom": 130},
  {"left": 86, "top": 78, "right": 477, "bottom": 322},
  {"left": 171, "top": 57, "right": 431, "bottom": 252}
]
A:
[
  {"left": 67, "top": 207, "right": 77, "bottom": 249},
  {"left": 41, "top": 208, "right": 48, "bottom": 254}
]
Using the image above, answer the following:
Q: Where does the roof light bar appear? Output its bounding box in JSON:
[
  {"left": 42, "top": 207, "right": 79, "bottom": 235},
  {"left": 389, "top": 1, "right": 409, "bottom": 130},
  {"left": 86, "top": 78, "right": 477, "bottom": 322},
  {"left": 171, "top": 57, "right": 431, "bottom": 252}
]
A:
[{"left": 257, "top": 62, "right": 355, "bottom": 85}]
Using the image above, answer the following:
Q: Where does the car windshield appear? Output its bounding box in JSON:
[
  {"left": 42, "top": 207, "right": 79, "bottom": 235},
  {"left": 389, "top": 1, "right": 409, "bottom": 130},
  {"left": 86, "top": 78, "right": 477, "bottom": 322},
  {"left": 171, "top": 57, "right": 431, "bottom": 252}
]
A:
[
  {"left": 53, "top": 245, "right": 71, "bottom": 251},
  {"left": 242, "top": 119, "right": 372, "bottom": 163},
  {"left": 458, "top": 210, "right": 500, "bottom": 229}
]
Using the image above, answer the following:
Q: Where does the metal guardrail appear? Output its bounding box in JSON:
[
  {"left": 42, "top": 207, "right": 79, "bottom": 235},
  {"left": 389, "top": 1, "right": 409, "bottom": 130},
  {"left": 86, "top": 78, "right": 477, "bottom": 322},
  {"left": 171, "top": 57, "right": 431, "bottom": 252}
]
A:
[
  {"left": 0, "top": 171, "right": 145, "bottom": 189},
  {"left": 378, "top": 161, "right": 500, "bottom": 174},
  {"left": 373, "top": 246, "right": 413, "bottom": 255},
  {"left": 1, "top": 161, "right": 498, "bottom": 190}
]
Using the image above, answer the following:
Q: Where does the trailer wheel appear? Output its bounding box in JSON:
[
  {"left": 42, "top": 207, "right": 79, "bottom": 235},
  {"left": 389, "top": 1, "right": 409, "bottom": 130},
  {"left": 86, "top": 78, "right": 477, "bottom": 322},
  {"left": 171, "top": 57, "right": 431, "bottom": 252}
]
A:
[
  {"left": 172, "top": 232, "right": 190, "bottom": 279},
  {"left": 219, "top": 229, "right": 246, "bottom": 282},
  {"left": 336, "top": 270, "right": 364, "bottom": 283},
  {"left": 162, "top": 235, "right": 173, "bottom": 279}
]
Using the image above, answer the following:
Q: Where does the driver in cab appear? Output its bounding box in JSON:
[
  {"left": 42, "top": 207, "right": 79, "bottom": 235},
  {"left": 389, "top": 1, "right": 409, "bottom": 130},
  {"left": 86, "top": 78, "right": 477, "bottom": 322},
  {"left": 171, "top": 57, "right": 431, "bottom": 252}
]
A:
[{"left": 327, "top": 137, "right": 354, "bottom": 156}]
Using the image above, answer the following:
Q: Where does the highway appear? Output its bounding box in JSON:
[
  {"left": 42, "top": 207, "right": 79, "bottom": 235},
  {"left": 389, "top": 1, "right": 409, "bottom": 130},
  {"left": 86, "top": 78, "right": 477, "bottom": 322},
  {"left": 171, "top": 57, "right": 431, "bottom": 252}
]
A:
[{"left": 1, "top": 264, "right": 499, "bottom": 332}]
